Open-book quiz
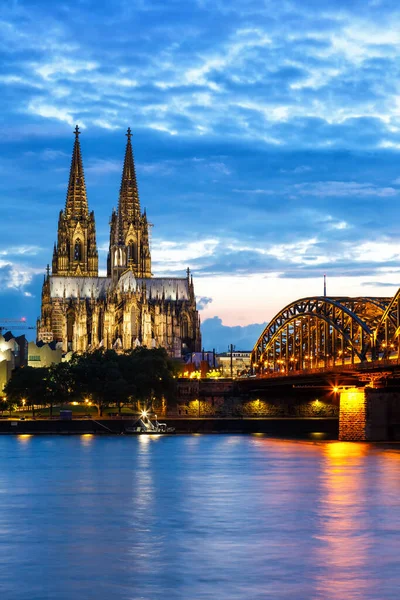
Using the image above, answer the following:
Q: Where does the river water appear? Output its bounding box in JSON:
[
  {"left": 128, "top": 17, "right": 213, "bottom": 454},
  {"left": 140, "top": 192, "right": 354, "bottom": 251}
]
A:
[{"left": 0, "top": 435, "right": 399, "bottom": 600}]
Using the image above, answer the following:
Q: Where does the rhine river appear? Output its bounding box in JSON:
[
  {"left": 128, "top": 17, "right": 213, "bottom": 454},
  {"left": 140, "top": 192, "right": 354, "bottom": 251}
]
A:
[{"left": 1, "top": 435, "right": 400, "bottom": 600}]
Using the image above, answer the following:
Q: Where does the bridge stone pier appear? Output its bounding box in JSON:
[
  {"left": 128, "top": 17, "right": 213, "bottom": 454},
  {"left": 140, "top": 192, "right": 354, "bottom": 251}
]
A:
[{"left": 339, "top": 387, "right": 400, "bottom": 441}]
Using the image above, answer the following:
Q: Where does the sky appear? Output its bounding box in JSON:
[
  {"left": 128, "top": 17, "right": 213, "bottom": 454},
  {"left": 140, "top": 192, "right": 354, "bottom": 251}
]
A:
[{"left": 2, "top": 0, "right": 400, "bottom": 351}]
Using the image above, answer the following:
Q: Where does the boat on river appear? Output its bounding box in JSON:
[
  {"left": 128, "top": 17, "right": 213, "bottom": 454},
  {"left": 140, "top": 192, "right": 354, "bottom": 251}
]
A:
[{"left": 124, "top": 411, "right": 175, "bottom": 434}]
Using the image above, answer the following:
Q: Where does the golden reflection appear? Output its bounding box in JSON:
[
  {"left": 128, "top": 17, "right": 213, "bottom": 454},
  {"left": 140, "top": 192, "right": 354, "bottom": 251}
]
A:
[
  {"left": 314, "top": 441, "right": 375, "bottom": 599},
  {"left": 325, "top": 441, "right": 368, "bottom": 462},
  {"left": 18, "top": 434, "right": 32, "bottom": 441},
  {"left": 138, "top": 435, "right": 150, "bottom": 446},
  {"left": 80, "top": 433, "right": 93, "bottom": 446}
]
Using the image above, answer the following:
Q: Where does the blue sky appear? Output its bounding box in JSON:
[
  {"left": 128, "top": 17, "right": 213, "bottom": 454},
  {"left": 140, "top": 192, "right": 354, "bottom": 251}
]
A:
[{"left": 2, "top": 0, "right": 400, "bottom": 351}]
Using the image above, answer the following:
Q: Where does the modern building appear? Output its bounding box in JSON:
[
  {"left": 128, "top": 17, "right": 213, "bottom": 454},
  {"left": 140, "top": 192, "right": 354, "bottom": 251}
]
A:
[
  {"left": 216, "top": 350, "right": 251, "bottom": 377},
  {"left": 37, "top": 127, "right": 201, "bottom": 357},
  {"left": 27, "top": 341, "right": 63, "bottom": 368},
  {"left": 0, "top": 332, "right": 27, "bottom": 393}
]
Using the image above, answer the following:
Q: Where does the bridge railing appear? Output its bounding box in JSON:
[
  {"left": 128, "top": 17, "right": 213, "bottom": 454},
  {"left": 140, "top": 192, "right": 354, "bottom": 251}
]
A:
[{"left": 248, "top": 357, "right": 399, "bottom": 379}]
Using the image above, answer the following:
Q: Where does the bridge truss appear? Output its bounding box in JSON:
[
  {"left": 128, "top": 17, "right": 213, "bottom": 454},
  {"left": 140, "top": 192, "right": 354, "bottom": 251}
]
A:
[{"left": 251, "top": 295, "right": 400, "bottom": 376}]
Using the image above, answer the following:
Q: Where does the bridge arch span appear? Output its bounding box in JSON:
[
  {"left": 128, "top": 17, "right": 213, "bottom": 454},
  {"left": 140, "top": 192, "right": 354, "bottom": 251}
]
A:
[{"left": 251, "top": 296, "right": 390, "bottom": 376}]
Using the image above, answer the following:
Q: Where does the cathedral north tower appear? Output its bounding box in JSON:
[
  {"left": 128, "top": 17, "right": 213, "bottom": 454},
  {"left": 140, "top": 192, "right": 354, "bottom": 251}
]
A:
[{"left": 52, "top": 126, "right": 98, "bottom": 277}]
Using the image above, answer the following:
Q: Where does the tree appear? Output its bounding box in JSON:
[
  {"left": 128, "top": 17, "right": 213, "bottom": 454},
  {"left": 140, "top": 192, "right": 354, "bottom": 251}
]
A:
[
  {"left": 45, "top": 362, "right": 73, "bottom": 417},
  {"left": 119, "top": 347, "right": 176, "bottom": 413},
  {"left": 4, "top": 366, "right": 48, "bottom": 417},
  {"left": 0, "top": 398, "right": 8, "bottom": 415},
  {"left": 69, "top": 350, "right": 129, "bottom": 417}
]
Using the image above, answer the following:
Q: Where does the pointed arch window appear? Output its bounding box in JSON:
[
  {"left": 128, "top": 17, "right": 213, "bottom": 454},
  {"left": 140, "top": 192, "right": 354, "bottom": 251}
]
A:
[
  {"left": 74, "top": 239, "right": 82, "bottom": 261},
  {"left": 128, "top": 241, "right": 136, "bottom": 263},
  {"left": 181, "top": 316, "right": 189, "bottom": 339}
]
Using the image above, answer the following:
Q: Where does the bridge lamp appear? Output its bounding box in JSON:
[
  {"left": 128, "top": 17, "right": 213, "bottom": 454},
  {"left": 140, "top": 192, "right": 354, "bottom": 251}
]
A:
[{"left": 333, "top": 387, "right": 339, "bottom": 393}]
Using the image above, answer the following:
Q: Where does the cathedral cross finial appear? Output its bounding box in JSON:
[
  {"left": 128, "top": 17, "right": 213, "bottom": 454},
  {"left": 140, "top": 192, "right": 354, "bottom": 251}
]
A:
[
  {"left": 126, "top": 127, "right": 132, "bottom": 141},
  {"left": 74, "top": 125, "right": 81, "bottom": 138}
]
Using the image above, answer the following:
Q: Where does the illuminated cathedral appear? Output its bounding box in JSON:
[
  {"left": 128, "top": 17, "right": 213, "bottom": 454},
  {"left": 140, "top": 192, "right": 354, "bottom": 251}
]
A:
[{"left": 37, "top": 126, "right": 201, "bottom": 357}]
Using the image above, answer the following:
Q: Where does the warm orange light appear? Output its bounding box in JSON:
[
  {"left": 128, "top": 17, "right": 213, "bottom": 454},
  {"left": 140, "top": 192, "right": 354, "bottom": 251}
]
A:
[{"left": 333, "top": 387, "right": 339, "bottom": 393}]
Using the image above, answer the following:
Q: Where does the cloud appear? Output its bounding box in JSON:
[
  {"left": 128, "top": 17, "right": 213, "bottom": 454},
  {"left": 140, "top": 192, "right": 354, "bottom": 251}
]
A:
[
  {"left": 293, "top": 181, "right": 398, "bottom": 197},
  {"left": 0, "top": 260, "right": 42, "bottom": 292},
  {"left": 280, "top": 166, "right": 312, "bottom": 174},
  {"left": 152, "top": 238, "right": 219, "bottom": 274},
  {"left": 196, "top": 296, "right": 213, "bottom": 310},
  {"left": 362, "top": 281, "right": 400, "bottom": 288},
  {"left": 232, "top": 188, "right": 274, "bottom": 194},
  {"left": 0, "top": 246, "right": 43, "bottom": 257},
  {"left": 3, "top": 0, "right": 400, "bottom": 333},
  {"left": 86, "top": 159, "right": 121, "bottom": 175},
  {"left": 1, "top": 0, "right": 399, "bottom": 150},
  {"left": 201, "top": 316, "right": 267, "bottom": 352},
  {"left": 24, "top": 149, "right": 69, "bottom": 161}
]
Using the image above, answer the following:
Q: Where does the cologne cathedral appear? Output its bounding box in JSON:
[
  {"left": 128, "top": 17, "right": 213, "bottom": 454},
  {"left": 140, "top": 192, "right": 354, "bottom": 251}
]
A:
[{"left": 37, "top": 127, "right": 201, "bottom": 357}]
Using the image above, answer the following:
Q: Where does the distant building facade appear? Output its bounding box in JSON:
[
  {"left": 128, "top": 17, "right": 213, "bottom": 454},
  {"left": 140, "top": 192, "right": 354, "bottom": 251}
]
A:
[
  {"left": 37, "top": 127, "right": 201, "bottom": 357},
  {"left": 217, "top": 350, "right": 251, "bottom": 377}
]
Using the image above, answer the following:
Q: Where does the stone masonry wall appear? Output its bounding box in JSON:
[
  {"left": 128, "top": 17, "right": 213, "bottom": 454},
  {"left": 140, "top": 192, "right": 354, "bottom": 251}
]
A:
[{"left": 339, "top": 388, "right": 367, "bottom": 441}]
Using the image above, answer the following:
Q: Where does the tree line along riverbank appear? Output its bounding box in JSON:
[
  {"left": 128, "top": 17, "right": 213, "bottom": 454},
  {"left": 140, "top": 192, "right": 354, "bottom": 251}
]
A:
[{"left": 2, "top": 348, "right": 178, "bottom": 418}]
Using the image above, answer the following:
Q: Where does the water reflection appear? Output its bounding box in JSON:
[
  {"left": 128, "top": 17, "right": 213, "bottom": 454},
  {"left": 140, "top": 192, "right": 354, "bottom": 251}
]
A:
[
  {"left": 0, "top": 436, "right": 399, "bottom": 600},
  {"left": 314, "top": 442, "right": 373, "bottom": 599}
]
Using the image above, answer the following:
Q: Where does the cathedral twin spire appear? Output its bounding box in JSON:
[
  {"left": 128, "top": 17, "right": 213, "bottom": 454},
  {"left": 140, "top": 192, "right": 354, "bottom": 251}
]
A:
[
  {"left": 65, "top": 126, "right": 89, "bottom": 222},
  {"left": 109, "top": 127, "right": 151, "bottom": 280},
  {"left": 52, "top": 126, "right": 151, "bottom": 281}
]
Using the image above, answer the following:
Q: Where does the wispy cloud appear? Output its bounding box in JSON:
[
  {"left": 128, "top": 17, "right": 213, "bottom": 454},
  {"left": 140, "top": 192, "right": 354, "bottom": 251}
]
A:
[{"left": 293, "top": 181, "right": 398, "bottom": 197}]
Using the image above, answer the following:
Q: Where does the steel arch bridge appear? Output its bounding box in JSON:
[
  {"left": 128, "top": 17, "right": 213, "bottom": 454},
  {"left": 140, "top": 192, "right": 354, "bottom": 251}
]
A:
[{"left": 251, "top": 294, "right": 400, "bottom": 376}]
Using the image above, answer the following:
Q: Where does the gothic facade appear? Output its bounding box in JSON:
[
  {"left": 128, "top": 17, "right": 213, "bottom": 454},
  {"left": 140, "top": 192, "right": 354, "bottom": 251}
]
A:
[{"left": 37, "top": 127, "right": 201, "bottom": 357}]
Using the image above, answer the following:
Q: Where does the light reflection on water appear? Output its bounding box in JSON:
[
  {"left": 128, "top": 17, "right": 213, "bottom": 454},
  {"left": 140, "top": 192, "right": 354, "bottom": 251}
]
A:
[{"left": 0, "top": 436, "right": 399, "bottom": 599}]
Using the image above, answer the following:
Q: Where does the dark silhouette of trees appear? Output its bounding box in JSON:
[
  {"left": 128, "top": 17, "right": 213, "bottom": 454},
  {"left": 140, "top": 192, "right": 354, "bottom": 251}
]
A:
[
  {"left": 4, "top": 366, "right": 48, "bottom": 417},
  {"left": 4, "top": 347, "right": 177, "bottom": 417}
]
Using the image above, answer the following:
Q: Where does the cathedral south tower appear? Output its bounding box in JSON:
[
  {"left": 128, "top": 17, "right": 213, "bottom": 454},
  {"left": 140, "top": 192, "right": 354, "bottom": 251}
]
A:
[{"left": 107, "top": 128, "right": 151, "bottom": 283}]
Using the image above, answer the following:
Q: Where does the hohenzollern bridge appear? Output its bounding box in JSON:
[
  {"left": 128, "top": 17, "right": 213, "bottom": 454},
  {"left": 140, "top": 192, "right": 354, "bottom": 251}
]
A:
[
  {"left": 251, "top": 289, "right": 400, "bottom": 377},
  {"left": 246, "top": 288, "right": 400, "bottom": 441}
]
